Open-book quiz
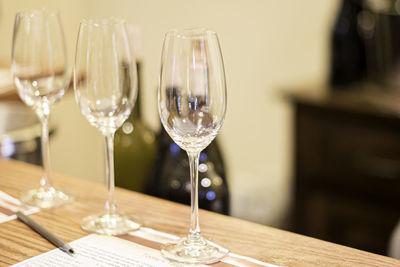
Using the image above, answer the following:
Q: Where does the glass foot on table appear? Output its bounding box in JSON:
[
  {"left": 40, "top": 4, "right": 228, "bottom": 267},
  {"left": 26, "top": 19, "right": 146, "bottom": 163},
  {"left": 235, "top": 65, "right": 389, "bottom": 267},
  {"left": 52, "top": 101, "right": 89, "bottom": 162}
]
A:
[
  {"left": 81, "top": 211, "right": 141, "bottom": 235},
  {"left": 161, "top": 236, "right": 229, "bottom": 264},
  {"left": 21, "top": 187, "right": 73, "bottom": 209}
]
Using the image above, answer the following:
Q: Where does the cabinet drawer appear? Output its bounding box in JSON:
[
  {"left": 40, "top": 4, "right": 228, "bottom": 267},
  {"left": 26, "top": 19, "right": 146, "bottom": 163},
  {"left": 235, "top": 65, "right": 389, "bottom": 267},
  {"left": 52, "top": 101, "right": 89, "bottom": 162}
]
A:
[
  {"left": 300, "top": 187, "right": 398, "bottom": 255},
  {"left": 296, "top": 104, "right": 400, "bottom": 200}
]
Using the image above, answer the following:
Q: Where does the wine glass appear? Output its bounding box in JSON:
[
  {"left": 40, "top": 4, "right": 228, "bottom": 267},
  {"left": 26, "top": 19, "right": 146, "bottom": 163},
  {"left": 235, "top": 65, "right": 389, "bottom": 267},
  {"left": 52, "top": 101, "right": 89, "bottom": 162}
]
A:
[
  {"left": 158, "top": 28, "right": 228, "bottom": 264},
  {"left": 74, "top": 18, "right": 140, "bottom": 235},
  {"left": 11, "top": 8, "right": 73, "bottom": 208}
]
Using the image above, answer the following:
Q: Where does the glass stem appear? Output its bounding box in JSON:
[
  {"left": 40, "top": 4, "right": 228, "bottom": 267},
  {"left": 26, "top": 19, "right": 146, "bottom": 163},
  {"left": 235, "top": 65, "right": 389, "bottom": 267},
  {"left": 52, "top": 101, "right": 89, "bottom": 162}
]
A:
[
  {"left": 39, "top": 115, "right": 52, "bottom": 189},
  {"left": 104, "top": 132, "right": 117, "bottom": 214},
  {"left": 187, "top": 151, "right": 201, "bottom": 241}
]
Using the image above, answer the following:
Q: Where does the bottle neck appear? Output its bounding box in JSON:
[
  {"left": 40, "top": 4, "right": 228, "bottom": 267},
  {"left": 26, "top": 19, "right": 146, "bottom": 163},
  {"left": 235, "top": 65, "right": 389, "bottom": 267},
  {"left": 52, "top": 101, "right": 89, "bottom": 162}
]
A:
[{"left": 133, "top": 61, "right": 142, "bottom": 119}]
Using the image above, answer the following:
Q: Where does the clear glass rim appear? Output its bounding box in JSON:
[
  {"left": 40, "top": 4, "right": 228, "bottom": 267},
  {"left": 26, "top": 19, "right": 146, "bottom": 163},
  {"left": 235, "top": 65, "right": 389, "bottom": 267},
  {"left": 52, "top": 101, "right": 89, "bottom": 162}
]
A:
[
  {"left": 80, "top": 17, "right": 126, "bottom": 27},
  {"left": 16, "top": 8, "right": 60, "bottom": 18},
  {"left": 165, "top": 28, "right": 217, "bottom": 39}
]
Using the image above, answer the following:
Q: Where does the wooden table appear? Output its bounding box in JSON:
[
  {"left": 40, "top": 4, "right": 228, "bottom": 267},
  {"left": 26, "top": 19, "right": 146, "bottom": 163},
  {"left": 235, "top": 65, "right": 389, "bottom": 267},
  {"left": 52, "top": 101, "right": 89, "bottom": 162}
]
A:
[{"left": 0, "top": 159, "right": 399, "bottom": 266}]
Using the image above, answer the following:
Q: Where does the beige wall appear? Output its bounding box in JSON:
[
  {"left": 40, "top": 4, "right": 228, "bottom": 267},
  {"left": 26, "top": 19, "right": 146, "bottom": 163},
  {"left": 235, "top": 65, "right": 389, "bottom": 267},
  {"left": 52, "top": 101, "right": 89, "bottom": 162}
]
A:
[{"left": 0, "top": 0, "right": 339, "bottom": 226}]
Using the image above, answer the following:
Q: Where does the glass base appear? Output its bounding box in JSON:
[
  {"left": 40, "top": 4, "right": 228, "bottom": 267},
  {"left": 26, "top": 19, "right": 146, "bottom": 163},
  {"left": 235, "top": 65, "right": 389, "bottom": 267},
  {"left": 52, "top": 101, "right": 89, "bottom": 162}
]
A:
[
  {"left": 21, "top": 187, "right": 73, "bottom": 209},
  {"left": 81, "top": 211, "right": 141, "bottom": 235},
  {"left": 161, "top": 236, "right": 229, "bottom": 264}
]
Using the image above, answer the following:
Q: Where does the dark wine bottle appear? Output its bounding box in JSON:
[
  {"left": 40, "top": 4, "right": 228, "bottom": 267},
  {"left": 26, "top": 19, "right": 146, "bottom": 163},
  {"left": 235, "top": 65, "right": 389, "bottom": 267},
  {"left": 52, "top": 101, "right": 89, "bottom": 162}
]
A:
[
  {"left": 114, "top": 59, "right": 157, "bottom": 192},
  {"left": 146, "top": 88, "right": 230, "bottom": 215},
  {"left": 330, "top": 0, "right": 366, "bottom": 87}
]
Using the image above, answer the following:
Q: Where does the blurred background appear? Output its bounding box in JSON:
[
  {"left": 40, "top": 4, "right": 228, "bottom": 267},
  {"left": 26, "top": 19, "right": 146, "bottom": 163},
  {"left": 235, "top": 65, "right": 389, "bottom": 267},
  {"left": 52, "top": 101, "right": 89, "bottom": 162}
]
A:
[{"left": 1, "top": 0, "right": 400, "bottom": 259}]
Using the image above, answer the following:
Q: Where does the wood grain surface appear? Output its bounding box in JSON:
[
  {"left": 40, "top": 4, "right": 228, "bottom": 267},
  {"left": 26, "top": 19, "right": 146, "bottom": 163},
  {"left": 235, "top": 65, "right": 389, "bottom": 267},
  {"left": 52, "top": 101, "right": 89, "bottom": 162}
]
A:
[{"left": 0, "top": 159, "right": 399, "bottom": 266}]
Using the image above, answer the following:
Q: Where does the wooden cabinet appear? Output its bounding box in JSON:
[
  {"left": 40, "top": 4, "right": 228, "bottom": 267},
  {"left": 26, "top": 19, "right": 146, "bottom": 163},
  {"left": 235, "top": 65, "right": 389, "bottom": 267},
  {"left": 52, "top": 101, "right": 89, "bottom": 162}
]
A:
[{"left": 290, "top": 88, "right": 400, "bottom": 255}]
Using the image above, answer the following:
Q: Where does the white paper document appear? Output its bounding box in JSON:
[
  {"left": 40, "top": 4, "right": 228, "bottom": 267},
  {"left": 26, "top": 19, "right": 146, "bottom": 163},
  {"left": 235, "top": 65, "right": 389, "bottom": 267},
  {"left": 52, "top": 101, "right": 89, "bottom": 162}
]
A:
[
  {"left": 13, "top": 227, "right": 279, "bottom": 267},
  {"left": 13, "top": 234, "right": 193, "bottom": 267},
  {"left": 0, "top": 190, "right": 39, "bottom": 223}
]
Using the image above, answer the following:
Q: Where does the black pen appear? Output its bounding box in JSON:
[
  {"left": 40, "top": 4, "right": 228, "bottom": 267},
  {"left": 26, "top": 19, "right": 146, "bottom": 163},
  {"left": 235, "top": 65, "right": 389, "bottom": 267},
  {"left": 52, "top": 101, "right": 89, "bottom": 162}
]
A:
[{"left": 16, "top": 211, "right": 75, "bottom": 256}]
